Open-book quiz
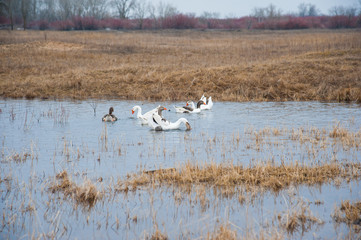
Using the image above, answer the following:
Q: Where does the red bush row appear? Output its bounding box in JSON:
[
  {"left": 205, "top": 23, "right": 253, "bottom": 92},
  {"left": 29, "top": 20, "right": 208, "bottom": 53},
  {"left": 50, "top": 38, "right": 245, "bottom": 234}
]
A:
[
  {"left": 253, "top": 16, "right": 361, "bottom": 30},
  {"left": 6, "top": 15, "right": 360, "bottom": 31}
]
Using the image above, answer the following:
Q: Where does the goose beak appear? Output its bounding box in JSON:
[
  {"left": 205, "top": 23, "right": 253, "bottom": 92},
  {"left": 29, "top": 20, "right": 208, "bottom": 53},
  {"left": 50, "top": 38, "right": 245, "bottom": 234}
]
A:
[
  {"left": 186, "top": 102, "right": 189, "bottom": 106},
  {"left": 164, "top": 107, "right": 167, "bottom": 110},
  {"left": 131, "top": 110, "right": 135, "bottom": 114}
]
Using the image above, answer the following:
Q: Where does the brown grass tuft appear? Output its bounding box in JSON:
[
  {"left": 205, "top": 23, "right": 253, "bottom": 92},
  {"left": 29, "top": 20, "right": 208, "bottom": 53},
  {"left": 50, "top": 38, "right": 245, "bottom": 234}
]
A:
[
  {"left": 49, "top": 170, "right": 103, "bottom": 209},
  {"left": 208, "top": 224, "right": 238, "bottom": 240},
  {"left": 147, "top": 228, "right": 168, "bottom": 240},
  {"left": 116, "top": 162, "right": 361, "bottom": 194},
  {"left": 279, "top": 203, "right": 323, "bottom": 235},
  {"left": 334, "top": 200, "right": 361, "bottom": 224}
]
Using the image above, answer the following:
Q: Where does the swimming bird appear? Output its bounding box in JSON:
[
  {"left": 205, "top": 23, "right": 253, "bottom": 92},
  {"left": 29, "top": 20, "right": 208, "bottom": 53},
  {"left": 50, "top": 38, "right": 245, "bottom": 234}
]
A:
[
  {"left": 132, "top": 105, "right": 161, "bottom": 124},
  {"left": 102, "top": 107, "right": 118, "bottom": 122},
  {"left": 148, "top": 106, "right": 191, "bottom": 131},
  {"left": 174, "top": 100, "right": 205, "bottom": 113},
  {"left": 200, "top": 95, "right": 213, "bottom": 110}
]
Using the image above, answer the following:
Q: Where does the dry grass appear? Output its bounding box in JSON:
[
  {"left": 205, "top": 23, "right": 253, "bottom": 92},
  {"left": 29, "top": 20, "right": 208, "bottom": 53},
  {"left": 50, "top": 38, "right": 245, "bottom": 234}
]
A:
[
  {"left": 278, "top": 200, "right": 323, "bottom": 235},
  {"left": 332, "top": 200, "right": 361, "bottom": 235},
  {"left": 49, "top": 170, "right": 103, "bottom": 209},
  {"left": 208, "top": 224, "right": 238, "bottom": 240},
  {"left": 333, "top": 200, "right": 361, "bottom": 224},
  {"left": 116, "top": 161, "right": 361, "bottom": 194},
  {"left": 147, "top": 229, "right": 168, "bottom": 240},
  {"left": 0, "top": 29, "right": 360, "bottom": 101}
]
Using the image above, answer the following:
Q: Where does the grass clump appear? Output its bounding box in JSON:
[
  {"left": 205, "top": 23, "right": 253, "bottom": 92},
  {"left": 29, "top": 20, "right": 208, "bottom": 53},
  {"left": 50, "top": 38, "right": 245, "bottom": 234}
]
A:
[
  {"left": 208, "top": 224, "right": 238, "bottom": 240},
  {"left": 116, "top": 162, "right": 361, "bottom": 194},
  {"left": 333, "top": 200, "right": 361, "bottom": 225},
  {"left": 278, "top": 200, "right": 323, "bottom": 235},
  {"left": 49, "top": 170, "right": 103, "bottom": 209}
]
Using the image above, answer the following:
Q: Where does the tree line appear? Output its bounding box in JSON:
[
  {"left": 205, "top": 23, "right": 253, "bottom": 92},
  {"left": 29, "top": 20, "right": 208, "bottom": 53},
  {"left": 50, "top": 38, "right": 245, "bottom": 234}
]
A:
[{"left": 1, "top": 0, "right": 360, "bottom": 31}]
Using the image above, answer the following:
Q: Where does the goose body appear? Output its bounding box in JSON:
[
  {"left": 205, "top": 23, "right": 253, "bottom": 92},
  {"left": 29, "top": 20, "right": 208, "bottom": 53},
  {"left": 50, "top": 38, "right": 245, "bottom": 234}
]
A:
[
  {"left": 132, "top": 105, "right": 160, "bottom": 124},
  {"left": 148, "top": 107, "right": 191, "bottom": 131},
  {"left": 102, "top": 107, "right": 118, "bottom": 122},
  {"left": 174, "top": 100, "right": 204, "bottom": 113},
  {"left": 200, "top": 96, "right": 213, "bottom": 110}
]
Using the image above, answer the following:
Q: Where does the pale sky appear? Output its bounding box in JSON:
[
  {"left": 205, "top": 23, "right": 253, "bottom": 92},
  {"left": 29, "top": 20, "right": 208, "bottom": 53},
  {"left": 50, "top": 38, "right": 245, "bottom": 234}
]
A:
[{"left": 150, "top": 0, "right": 359, "bottom": 17}]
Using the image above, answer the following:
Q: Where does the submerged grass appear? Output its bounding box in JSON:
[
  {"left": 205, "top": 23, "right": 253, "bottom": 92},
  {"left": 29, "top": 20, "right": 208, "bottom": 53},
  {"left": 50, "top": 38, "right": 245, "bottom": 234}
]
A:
[{"left": 0, "top": 30, "right": 360, "bottom": 102}]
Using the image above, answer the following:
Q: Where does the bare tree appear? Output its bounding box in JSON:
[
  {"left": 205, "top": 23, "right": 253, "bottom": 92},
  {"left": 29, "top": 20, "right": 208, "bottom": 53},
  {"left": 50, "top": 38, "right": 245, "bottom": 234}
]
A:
[
  {"left": 83, "top": 0, "right": 109, "bottom": 18},
  {"left": 133, "top": 0, "right": 147, "bottom": 28},
  {"left": 252, "top": 7, "right": 266, "bottom": 22},
  {"left": 265, "top": 4, "right": 281, "bottom": 19},
  {"left": 1, "top": 0, "right": 17, "bottom": 30},
  {"left": 345, "top": 7, "right": 357, "bottom": 17},
  {"left": 111, "top": 0, "right": 135, "bottom": 19},
  {"left": 21, "top": 0, "right": 30, "bottom": 29},
  {"left": 57, "top": 0, "right": 73, "bottom": 20},
  {"left": 298, "top": 3, "right": 307, "bottom": 17},
  {"left": 308, "top": 4, "right": 318, "bottom": 16},
  {"left": 200, "top": 11, "right": 220, "bottom": 19},
  {"left": 157, "top": 1, "right": 177, "bottom": 18},
  {"left": 298, "top": 3, "right": 318, "bottom": 17},
  {"left": 38, "top": 0, "right": 57, "bottom": 21},
  {"left": 329, "top": 5, "right": 346, "bottom": 16}
]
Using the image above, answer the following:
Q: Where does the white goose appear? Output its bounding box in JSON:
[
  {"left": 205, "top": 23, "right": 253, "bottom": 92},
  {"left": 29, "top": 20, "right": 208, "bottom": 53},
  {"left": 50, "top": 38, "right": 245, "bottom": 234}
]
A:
[
  {"left": 131, "top": 105, "right": 162, "bottom": 124},
  {"left": 174, "top": 100, "right": 205, "bottom": 113},
  {"left": 200, "top": 95, "right": 213, "bottom": 110},
  {"left": 148, "top": 107, "right": 191, "bottom": 131}
]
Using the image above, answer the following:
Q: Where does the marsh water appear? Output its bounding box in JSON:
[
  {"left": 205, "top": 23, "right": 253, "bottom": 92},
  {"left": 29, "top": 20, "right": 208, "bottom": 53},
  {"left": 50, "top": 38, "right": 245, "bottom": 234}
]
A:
[{"left": 1, "top": 99, "right": 361, "bottom": 239}]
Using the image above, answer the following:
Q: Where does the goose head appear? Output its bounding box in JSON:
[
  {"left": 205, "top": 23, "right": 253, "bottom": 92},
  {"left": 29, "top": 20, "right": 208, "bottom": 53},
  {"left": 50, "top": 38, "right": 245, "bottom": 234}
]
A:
[
  {"left": 178, "top": 118, "right": 192, "bottom": 131},
  {"left": 109, "top": 107, "right": 114, "bottom": 114},
  {"left": 131, "top": 105, "right": 141, "bottom": 115},
  {"left": 157, "top": 106, "right": 167, "bottom": 116}
]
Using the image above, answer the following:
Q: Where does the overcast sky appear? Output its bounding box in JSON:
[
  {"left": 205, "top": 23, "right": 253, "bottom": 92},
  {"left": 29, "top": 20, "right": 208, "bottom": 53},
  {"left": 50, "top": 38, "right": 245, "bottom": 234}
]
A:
[{"left": 150, "top": 0, "right": 360, "bottom": 17}]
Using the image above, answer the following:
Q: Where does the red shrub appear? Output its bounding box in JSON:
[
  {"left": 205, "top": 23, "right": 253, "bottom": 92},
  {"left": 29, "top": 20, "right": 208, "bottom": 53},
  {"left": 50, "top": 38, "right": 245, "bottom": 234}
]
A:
[
  {"left": 103, "top": 18, "right": 138, "bottom": 30},
  {"left": 277, "top": 17, "right": 309, "bottom": 30},
  {"left": 161, "top": 14, "right": 197, "bottom": 29},
  {"left": 328, "top": 16, "right": 357, "bottom": 28},
  {"left": 71, "top": 16, "right": 100, "bottom": 30},
  {"left": 29, "top": 20, "right": 50, "bottom": 30},
  {"left": 51, "top": 20, "right": 74, "bottom": 31},
  {"left": 0, "top": 16, "right": 10, "bottom": 25}
]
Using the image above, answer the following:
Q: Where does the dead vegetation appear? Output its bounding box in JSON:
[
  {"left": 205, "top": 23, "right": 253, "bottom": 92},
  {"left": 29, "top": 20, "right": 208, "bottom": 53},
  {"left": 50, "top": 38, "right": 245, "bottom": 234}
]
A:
[
  {"left": 49, "top": 170, "right": 103, "bottom": 209},
  {"left": 278, "top": 200, "right": 324, "bottom": 235},
  {"left": 208, "top": 224, "right": 238, "bottom": 240},
  {"left": 0, "top": 30, "right": 360, "bottom": 102},
  {"left": 147, "top": 228, "right": 169, "bottom": 240},
  {"left": 116, "top": 161, "right": 361, "bottom": 194},
  {"left": 333, "top": 200, "right": 361, "bottom": 225}
]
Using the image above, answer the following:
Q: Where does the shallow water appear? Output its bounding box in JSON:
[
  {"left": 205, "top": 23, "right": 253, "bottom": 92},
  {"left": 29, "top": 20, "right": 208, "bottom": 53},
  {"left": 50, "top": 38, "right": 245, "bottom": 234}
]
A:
[{"left": 1, "top": 99, "right": 360, "bottom": 239}]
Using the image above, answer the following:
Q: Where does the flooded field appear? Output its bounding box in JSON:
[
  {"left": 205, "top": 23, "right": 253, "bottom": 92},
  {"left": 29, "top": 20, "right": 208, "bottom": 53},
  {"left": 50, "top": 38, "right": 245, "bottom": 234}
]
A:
[{"left": 1, "top": 99, "right": 361, "bottom": 239}]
